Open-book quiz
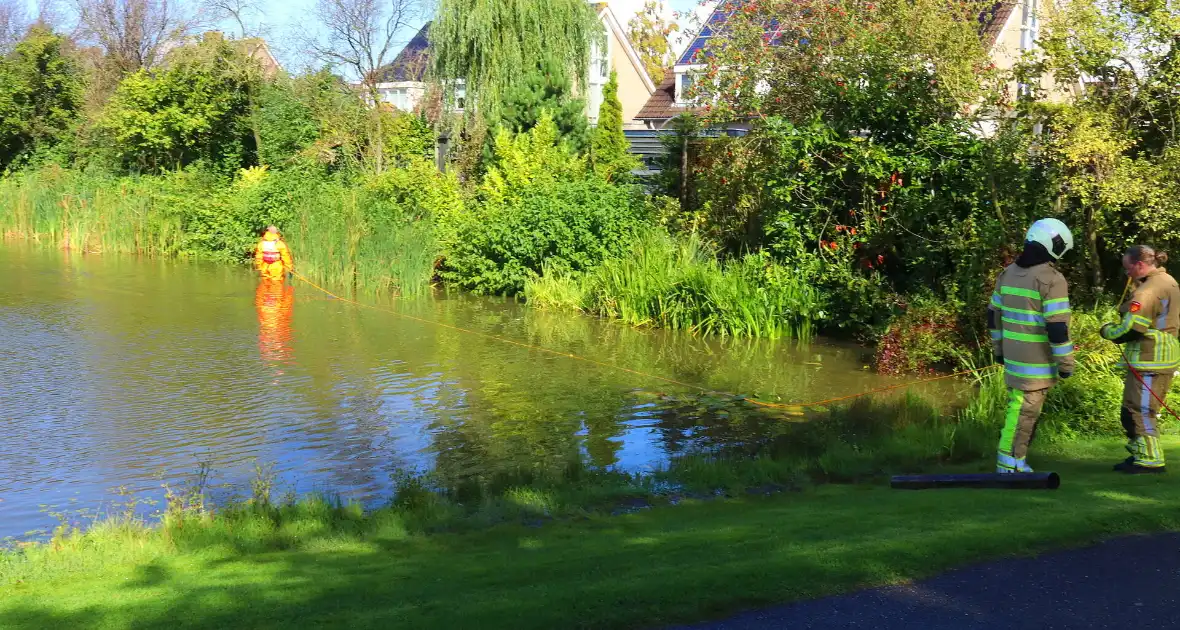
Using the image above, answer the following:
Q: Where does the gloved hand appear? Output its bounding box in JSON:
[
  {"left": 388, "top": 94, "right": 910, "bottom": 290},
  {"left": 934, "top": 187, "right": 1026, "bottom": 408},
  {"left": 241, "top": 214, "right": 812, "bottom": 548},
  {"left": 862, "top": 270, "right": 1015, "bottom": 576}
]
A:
[
  {"left": 994, "top": 354, "right": 1004, "bottom": 365},
  {"left": 1059, "top": 370, "right": 1073, "bottom": 379}
]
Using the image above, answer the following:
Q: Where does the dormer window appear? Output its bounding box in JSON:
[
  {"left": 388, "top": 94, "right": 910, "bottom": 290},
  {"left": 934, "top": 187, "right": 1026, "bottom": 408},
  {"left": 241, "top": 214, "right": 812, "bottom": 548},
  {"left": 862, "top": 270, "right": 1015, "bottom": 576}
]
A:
[{"left": 675, "top": 71, "right": 696, "bottom": 105}]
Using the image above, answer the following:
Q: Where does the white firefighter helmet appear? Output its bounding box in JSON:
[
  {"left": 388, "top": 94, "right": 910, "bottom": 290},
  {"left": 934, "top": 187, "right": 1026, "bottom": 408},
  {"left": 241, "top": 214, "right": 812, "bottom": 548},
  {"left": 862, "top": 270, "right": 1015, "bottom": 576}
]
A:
[{"left": 1025, "top": 218, "right": 1074, "bottom": 260}]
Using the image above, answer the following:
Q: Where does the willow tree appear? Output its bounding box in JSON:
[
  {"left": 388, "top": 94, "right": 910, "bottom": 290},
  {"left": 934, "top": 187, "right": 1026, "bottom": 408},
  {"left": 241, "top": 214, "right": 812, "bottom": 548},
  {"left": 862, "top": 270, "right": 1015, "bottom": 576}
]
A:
[{"left": 430, "top": 0, "right": 602, "bottom": 116}]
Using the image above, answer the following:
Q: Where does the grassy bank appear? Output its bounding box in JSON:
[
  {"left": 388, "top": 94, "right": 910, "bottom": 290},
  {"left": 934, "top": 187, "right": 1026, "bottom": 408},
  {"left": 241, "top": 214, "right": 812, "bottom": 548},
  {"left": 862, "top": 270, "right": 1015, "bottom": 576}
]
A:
[
  {"left": 3, "top": 436, "right": 1179, "bottom": 630},
  {"left": 0, "top": 164, "right": 830, "bottom": 342}
]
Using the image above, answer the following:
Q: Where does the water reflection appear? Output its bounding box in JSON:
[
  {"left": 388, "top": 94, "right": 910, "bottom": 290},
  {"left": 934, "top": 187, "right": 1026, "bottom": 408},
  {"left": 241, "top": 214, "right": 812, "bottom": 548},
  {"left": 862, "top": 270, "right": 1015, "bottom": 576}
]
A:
[{"left": 255, "top": 279, "right": 295, "bottom": 371}]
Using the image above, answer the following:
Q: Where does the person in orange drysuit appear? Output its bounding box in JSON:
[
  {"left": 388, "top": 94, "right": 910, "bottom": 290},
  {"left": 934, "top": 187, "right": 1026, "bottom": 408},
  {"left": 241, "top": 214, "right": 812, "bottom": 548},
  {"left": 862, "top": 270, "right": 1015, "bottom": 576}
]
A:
[
  {"left": 255, "top": 277, "right": 295, "bottom": 369},
  {"left": 254, "top": 225, "right": 293, "bottom": 280}
]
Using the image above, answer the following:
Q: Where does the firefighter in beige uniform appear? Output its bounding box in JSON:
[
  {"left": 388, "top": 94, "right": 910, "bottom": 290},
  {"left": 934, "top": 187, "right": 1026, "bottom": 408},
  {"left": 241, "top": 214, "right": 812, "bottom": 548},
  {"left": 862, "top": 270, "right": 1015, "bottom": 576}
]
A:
[
  {"left": 987, "top": 219, "right": 1075, "bottom": 474},
  {"left": 1101, "top": 245, "right": 1180, "bottom": 474}
]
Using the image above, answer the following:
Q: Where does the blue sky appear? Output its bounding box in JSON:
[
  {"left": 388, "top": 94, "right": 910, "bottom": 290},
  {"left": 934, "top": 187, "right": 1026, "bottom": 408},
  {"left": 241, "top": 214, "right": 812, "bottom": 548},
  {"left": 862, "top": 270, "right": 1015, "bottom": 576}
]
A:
[
  {"left": 246, "top": 0, "right": 713, "bottom": 73},
  {"left": 18, "top": 0, "right": 712, "bottom": 74}
]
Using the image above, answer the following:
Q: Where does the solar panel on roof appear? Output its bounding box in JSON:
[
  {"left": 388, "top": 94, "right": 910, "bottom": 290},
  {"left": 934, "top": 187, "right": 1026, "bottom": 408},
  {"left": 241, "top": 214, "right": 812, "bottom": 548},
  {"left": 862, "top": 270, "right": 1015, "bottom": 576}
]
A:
[
  {"left": 676, "top": 7, "right": 732, "bottom": 65},
  {"left": 674, "top": 4, "right": 790, "bottom": 66},
  {"left": 677, "top": 39, "right": 707, "bottom": 64}
]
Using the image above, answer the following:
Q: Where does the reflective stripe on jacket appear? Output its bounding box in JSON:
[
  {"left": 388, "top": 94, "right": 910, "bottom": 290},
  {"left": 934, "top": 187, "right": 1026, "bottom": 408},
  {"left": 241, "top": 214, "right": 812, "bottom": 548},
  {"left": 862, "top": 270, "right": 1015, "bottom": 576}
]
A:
[
  {"left": 1102, "top": 268, "right": 1180, "bottom": 372},
  {"left": 988, "top": 262, "right": 1074, "bottom": 391}
]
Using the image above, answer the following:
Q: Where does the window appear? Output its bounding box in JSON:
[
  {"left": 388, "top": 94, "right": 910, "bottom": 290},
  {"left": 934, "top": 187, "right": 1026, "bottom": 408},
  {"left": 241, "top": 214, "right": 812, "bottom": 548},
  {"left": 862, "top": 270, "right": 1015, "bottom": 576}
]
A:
[
  {"left": 454, "top": 80, "right": 467, "bottom": 111},
  {"left": 382, "top": 87, "right": 410, "bottom": 111},
  {"left": 1018, "top": 0, "right": 1039, "bottom": 98},
  {"left": 587, "top": 29, "right": 610, "bottom": 125},
  {"left": 589, "top": 26, "right": 610, "bottom": 83},
  {"left": 676, "top": 72, "right": 696, "bottom": 104}
]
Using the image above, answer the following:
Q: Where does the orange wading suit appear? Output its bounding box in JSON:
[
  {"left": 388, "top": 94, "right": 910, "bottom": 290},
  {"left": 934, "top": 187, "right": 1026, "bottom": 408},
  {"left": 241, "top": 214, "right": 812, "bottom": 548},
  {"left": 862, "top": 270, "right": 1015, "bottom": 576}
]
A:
[{"left": 254, "top": 231, "right": 293, "bottom": 280}]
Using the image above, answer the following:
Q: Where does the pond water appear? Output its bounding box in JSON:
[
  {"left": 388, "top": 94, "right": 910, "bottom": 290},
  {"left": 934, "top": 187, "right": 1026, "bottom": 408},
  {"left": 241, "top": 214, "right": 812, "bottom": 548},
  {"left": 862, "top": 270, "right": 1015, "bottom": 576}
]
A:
[{"left": 0, "top": 245, "right": 964, "bottom": 539}]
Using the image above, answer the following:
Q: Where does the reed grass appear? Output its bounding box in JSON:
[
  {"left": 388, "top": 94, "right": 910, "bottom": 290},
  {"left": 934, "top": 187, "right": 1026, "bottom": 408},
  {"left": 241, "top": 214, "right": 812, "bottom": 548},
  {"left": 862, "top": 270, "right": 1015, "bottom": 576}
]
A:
[
  {"left": 0, "top": 168, "right": 439, "bottom": 298},
  {"left": 525, "top": 230, "right": 824, "bottom": 339},
  {"left": 0, "top": 169, "right": 184, "bottom": 256}
]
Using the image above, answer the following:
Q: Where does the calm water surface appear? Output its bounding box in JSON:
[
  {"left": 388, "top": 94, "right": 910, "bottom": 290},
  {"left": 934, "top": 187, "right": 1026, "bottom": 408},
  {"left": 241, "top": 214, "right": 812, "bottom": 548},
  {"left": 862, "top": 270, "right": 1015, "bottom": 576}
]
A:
[{"left": 0, "top": 245, "right": 964, "bottom": 539}]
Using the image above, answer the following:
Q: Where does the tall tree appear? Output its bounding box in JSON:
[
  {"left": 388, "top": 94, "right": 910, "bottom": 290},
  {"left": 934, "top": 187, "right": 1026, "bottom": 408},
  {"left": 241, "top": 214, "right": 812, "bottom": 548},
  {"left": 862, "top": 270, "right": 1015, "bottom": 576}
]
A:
[
  {"left": 627, "top": 0, "right": 677, "bottom": 85},
  {"left": 589, "top": 70, "right": 637, "bottom": 181},
  {"left": 0, "top": 0, "right": 57, "bottom": 52},
  {"left": 687, "top": 0, "right": 997, "bottom": 137},
  {"left": 431, "top": 0, "right": 602, "bottom": 117},
  {"left": 98, "top": 33, "right": 257, "bottom": 172},
  {"left": 72, "top": 0, "right": 202, "bottom": 74},
  {"left": 210, "top": 0, "right": 265, "bottom": 39},
  {"left": 1025, "top": 0, "right": 1180, "bottom": 291},
  {"left": 491, "top": 54, "right": 587, "bottom": 151},
  {"left": 208, "top": 0, "right": 269, "bottom": 162},
  {"left": 302, "top": 0, "right": 423, "bottom": 173},
  {"left": 0, "top": 25, "right": 84, "bottom": 167}
]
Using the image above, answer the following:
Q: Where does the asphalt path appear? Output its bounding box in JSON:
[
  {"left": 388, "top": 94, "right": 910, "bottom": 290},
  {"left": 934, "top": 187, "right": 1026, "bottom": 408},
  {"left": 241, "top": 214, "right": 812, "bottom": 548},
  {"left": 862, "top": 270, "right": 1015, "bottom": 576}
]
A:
[{"left": 668, "top": 533, "right": 1180, "bottom": 630}]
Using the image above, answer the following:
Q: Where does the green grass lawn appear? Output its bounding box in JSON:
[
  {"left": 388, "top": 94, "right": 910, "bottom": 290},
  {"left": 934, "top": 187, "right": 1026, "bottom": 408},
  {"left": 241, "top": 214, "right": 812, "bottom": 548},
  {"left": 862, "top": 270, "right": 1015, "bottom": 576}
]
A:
[{"left": 4, "top": 438, "right": 1180, "bottom": 630}]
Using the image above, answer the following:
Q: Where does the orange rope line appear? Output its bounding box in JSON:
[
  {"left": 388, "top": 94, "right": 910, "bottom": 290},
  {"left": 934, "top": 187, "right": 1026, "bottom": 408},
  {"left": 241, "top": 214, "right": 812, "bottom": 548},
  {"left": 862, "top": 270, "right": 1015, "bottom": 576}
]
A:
[{"left": 289, "top": 271, "right": 989, "bottom": 411}]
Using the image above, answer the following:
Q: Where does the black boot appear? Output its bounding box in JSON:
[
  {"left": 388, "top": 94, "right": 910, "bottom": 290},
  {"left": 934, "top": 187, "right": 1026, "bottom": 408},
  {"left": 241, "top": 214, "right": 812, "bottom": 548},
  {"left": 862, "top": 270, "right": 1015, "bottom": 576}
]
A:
[
  {"left": 1115, "top": 439, "right": 1141, "bottom": 471},
  {"left": 1123, "top": 463, "right": 1167, "bottom": 475}
]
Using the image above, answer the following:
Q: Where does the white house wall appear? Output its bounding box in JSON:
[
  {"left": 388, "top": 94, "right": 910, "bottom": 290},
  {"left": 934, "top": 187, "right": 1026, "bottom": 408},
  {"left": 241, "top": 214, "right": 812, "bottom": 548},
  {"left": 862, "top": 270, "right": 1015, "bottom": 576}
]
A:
[{"left": 372, "top": 81, "right": 429, "bottom": 112}]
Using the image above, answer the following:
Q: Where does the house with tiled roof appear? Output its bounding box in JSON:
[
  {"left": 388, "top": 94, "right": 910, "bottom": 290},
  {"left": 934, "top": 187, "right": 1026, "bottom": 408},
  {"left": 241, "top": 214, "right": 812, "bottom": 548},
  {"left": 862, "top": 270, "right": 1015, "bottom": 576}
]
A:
[
  {"left": 159, "top": 31, "right": 283, "bottom": 78},
  {"left": 238, "top": 37, "right": 282, "bottom": 79},
  {"left": 365, "top": 22, "right": 437, "bottom": 112},
  {"left": 982, "top": 0, "right": 1081, "bottom": 105},
  {"left": 364, "top": 4, "right": 656, "bottom": 127},
  {"left": 634, "top": 0, "right": 1078, "bottom": 131}
]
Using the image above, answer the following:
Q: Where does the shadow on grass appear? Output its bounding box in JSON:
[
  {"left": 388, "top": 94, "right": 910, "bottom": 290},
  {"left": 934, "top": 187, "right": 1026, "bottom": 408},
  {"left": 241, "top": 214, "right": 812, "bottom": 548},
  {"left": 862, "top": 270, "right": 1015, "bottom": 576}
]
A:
[{"left": 3, "top": 444, "right": 1180, "bottom": 630}]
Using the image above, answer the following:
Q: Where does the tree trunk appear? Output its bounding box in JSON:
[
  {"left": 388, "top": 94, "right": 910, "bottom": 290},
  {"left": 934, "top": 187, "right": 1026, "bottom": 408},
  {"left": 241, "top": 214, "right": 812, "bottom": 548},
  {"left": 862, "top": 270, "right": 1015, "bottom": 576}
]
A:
[
  {"left": 679, "top": 134, "right": 689, "bottom": 209},
  {"left": 988, "top": 169, "right": 1007, "bottom": 235},
  {"left": 1086, "top": 203, "right": 1104, "bottom": 292},
  {"left": 367, "top": 83, "right": 384, "bottom": 174},
  {"left": 375, "top": 110, "right": 384, "bottom": 174},
  {"left": 248, "top": 85, "right": 263, "bottom": 164},
  {"left": 745, "top": 207, "right": 761, "bottom": 252}
]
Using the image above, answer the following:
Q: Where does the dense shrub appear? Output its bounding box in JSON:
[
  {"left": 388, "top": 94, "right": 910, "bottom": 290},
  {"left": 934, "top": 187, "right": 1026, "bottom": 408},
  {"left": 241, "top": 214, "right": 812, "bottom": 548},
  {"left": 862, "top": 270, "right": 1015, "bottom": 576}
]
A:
[
  {"left": 874, "top": 296, "right": 970, "bottom": 374},
  {"left": 440, "top": 177, "right": 645, "bottom": 295},
  {"left": 438, "top": 114, "right": 647, "bottom": 295},
  {"left": 0, "top": 27, "right": 84, "bottom": 170},
  {"left": 674, "top": 117, "right": 1047, "bottom": 343},
  {"left": 96, "top": 35, "right": 259, "bottom": 174}
]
